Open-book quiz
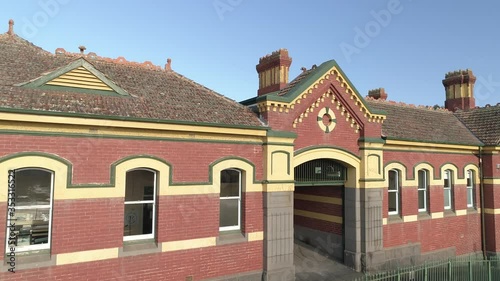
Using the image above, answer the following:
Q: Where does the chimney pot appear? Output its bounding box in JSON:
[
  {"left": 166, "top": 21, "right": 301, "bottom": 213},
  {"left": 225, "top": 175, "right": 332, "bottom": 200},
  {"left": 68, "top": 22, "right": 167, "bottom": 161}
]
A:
[
  {"left": 443, "top": 69, "right": 476, "bottom": 111},
  {"left": 79, "top": 45, "right": 86, "bottom": 54},
  {"left": 165, "top": 58, "right": 172, "bottom": 71},
  {"left": 256, "top": 49, "right": 292, "bottom": 96},
  {"left": 368, "top": 88, "right": 388, "bottom": 100},
  {"left": 7, "top": 19, "right": 14, "bottom": 35}
]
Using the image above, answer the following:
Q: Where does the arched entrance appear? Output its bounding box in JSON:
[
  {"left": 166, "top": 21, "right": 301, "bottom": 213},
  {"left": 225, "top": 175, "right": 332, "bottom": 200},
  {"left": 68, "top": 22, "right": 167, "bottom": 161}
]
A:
[
  {"left": 293, "top": 147, "right": 360, "bottom": 264},
  {"left": 294, "top": 158, "right": 346, "bottom": 260}
]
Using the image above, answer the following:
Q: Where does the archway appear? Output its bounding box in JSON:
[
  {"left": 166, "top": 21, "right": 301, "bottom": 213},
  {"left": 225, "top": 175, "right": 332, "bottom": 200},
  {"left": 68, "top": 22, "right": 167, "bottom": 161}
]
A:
[{"left": 293, "top": 147, "right": 360, "bottom": 263}]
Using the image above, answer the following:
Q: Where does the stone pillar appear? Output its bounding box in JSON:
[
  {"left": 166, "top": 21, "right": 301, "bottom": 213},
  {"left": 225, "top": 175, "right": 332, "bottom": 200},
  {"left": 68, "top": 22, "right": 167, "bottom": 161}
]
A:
[
  {"left": 262, "top": 131, "right": 296, "bottom": 280},
  {"left": 357, "top": 140, "right": 386, "bottom": 271},
  {"left": 263, "top": 191, "right": 295, "bottom": 280}
]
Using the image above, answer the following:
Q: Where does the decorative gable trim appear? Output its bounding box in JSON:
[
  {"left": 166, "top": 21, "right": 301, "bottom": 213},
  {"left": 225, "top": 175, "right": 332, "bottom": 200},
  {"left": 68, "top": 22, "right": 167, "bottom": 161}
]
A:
[
  {"left": 254, "top": 60, "right": 386, "bottom": 123},
  {"left": 17, "top": 58, "right": 128, "bottom": 96}
]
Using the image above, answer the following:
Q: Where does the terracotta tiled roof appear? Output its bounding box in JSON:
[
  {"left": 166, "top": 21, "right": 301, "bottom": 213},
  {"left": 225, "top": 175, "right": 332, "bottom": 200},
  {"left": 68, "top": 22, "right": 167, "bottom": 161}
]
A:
[
  {"left": 366, "top": 99, "right": 483, "bottom": 146},
  {"left": 454, "top": 105, "right": 500, "bottom": 146},
  {"left": 278, "top": 68, "right": 314, "bottom": 96},
  {"left": 0, "top": 33, "right": 264, "bottom": 127}
]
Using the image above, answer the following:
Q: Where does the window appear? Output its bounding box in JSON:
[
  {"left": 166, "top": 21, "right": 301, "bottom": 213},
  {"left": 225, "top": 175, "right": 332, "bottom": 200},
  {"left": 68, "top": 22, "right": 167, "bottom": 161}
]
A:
[
  {"left": 124, "top": 169, "right": 156, "bottom": 241},
  {"left": 388, "top": 169, "right": 400, "bottom": 215},
  {"left": 5, "top": 169, "right": 53, "bottom": 252},
  {"left": 443, "top": 170, "right": 453, "bottom": 210},
  {"left": 466, "top": 170, "right": 475, "bottom": 208},
  {"left": 220, "top": 169, "right": 241, "bottom": 231},
  {"left": 418, "top": 169, "right": 428, "bottom": 212}
]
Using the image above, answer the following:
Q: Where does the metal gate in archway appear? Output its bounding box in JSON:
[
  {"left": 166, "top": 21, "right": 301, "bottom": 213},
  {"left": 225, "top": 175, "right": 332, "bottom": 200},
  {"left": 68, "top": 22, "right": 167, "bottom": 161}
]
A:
[{"left": 293, "top": 158, "right": 347, "bottom": 262}]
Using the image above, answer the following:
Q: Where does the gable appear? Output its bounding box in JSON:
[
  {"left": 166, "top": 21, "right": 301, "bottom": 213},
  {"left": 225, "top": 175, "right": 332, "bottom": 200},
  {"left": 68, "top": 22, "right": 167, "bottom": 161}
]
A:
[
  {"left": 246, "top": 60, "right": 386, "bottom": 134},
  {"left": 18, "top": 58, "right": 128, "bottom": 96}
]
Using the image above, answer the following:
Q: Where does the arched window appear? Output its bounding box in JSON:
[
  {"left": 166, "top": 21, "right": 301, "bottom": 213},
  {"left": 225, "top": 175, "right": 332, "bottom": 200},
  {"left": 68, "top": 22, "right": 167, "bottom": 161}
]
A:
[
  {"left": 443, "top": 170, "right": 453, "bottom": 210},
  {"left": 220, "top": 169, "right": 241, "bottom": 231},
  {"left": 6, "top": 168, "right": 53, "bottom": 252},
  {"left": 124, "top": 169, "right": 157, "bottom": 241},
  {"left": 388, "top": 169, "right": 401, "bottom": 215},
  {"left": 466, "top": 170, "right": 475, "bottom": 208},
  {"left": 418, "top": 169, "right": 429, "bottom": 212}
]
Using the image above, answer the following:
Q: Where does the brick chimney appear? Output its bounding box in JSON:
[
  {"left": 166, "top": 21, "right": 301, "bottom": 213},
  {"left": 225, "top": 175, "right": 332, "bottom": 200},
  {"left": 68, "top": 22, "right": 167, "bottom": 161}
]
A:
[
  {"left": 443, "top": 69, "right": 476, "bottom": 111},
  {"left": 256, "top": 49, "right": 292, "bottom": 96},
  {"left": 368, "top": 88, "right": 388, "bottom": 100}
]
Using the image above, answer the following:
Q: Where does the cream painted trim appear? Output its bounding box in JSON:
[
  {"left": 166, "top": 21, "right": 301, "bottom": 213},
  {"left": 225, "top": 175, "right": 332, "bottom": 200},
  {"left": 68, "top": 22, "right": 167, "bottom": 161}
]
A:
[
  {"left": 294, "top": 209, "right": 342, "bottom": 224},
  {"left": 0, "top": 155, "right": 68, "bottom": 202},
  {"left": 463, "top": 164, "right": 480, "bottom": 184},
  {"left": 211, "top": 159, "right": 261, "bottom": 193},
  {"left": 413, "top": 163, "right": 441, "bottom": 186},
  {"left": 247, "top": 231, "right": 264, "bottom": 242},
  {"left": 56, "top": 248, "right": 118, "bottom": 265},
  {"left": 385, "top": 140, "right": 479, "bottom": 153},
  {"left": 403, "top": 215, "right": 418, "bottom": 222},
  {"left": 456, "top": 209, "right": 468, "bottom": 216},
  {"left": 383, "top": 218, "right": 388, "bottom": 225},
  {"left": 384, "top": 163, "right": 407, "bottom": 186},
  {"left": 484, "top": 178, "right": 500, "bottom": 185},
  {"left": 440, "top": 164, "right": 459, "bottom": 184},
  {"left": 294, "top": 193, "right": 342, "bottom": 205},
  {"left": 431, "top": 212, "right": 444, "bottom": 219},
  {"left": 484, "top": 208, "right": 500, "bottom": 215},
  {"left": 0, "top": 112, "right": 267, "bottom": 138},
  {"left": 294, "top": 147, "right": 360, "bottom": 188},
  {"left": 162, "top": 237, "right": 216, "bottom": 252},
  {"left": 263, "top": 183, "right": 294, "bottom": 192}
]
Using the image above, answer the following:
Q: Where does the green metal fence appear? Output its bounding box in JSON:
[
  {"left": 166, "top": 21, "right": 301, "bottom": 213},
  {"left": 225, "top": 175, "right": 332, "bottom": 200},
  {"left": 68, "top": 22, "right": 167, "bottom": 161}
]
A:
[{"left": 355, "top": 257, "right": 500, "bottom": 281}]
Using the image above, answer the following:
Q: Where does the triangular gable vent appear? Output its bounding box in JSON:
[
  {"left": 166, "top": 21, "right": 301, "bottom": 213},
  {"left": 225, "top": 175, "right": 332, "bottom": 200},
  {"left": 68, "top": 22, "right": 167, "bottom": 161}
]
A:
[{"left": 18, "top": 58, "right": 128, "bottom": 96}]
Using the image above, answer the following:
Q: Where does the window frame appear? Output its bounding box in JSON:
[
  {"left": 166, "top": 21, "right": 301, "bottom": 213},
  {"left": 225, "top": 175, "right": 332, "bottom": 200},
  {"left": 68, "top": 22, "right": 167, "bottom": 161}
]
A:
[
  {"left": 417, "top": 169, "right": 428, "bottom": 213},
  {"left": 388, "top": 169, "right": 400, "bottom": 216},
  {"left": 466, "top": 170, "right": 475, "bottom": 208},
  {"left": 443, "top": 170, "right": 453, "bottom": 210},
  {"left": 219, "top": 168, "right": 242, "bottom": 232},
  {"left": 123, "top": 168, "right": 157, "bottom": 242},
  {"left": 5, "top": 168, "right": 54, "bottom": 252}
]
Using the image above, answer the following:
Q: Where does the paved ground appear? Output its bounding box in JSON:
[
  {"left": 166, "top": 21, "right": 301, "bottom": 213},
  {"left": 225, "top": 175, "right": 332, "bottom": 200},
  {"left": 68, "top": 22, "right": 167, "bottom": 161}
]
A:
[{"left": 294, "top": 240, "right": 364, "bottom": 281}]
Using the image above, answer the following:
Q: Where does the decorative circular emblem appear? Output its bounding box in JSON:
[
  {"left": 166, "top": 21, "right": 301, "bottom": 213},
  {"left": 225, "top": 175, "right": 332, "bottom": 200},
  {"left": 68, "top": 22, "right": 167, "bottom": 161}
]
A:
[{"left": 317, "top": 107, "right": 336, "bottom": 133}]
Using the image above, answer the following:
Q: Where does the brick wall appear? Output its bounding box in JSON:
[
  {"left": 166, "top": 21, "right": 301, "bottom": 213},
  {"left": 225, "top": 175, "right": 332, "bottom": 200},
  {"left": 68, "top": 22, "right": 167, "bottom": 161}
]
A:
[
  {"left": 0, "top": 134, "right": 265, "bottom": 279},
  {"left": 382, "top": 151, "right": 482, "bottom": 255},
  {"left": 0, "top": 241, "right": 263, "bottom": 281},
  {"left": 0, "top": 134, "right": 264, "bottom": 184}
]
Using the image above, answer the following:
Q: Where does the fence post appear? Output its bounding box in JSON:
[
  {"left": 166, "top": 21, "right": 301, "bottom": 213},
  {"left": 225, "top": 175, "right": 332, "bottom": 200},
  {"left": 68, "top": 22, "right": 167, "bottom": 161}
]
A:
[
  {"left": 424, "top": 262, "right": 428, "bottom": 281},
  {"left": 488, "top": 260, "right": 492, "bottom": 281},
  {"left": 448, "top": 260, "right": 452, "bottom": 281},
  {"left": 469, "top": 259, "right": 473, "bottom": 281}
]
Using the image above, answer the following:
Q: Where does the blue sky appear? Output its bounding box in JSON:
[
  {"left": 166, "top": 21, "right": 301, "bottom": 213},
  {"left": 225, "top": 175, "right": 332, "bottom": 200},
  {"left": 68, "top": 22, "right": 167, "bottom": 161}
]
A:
[{"left": 1, "top": 1, "right": 499, "bottom": 107}]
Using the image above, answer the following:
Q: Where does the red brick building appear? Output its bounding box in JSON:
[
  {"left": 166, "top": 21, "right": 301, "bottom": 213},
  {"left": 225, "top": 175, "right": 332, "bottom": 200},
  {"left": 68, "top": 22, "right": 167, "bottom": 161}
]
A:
[{"left": 0, "top": 20, "right": 499, "bottom": 280}]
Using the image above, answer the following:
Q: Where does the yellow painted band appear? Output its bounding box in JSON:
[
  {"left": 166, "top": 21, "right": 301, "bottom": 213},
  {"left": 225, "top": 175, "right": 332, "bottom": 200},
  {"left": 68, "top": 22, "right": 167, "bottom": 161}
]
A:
[
  {"left": 0, "top": 112, "right": 267, "bottom": 138},
  {"left": 484, "top": 208, "right": 500, "bottom": 215},
  {"left": 56, "top": 247, "right": 118, "bottom": 265},
  {"left": 294, "top": 209, "right": 342, "bottom": 224},
  {"left": 456, "top": 209, "right": 468, "bottom": 216},
  {"left": 263, "top": 183, "right": 294, "bottom": 192},
  {"left": 294, "top": 193, "right": 342, "bottom": 205},
  {"left": 162, "top": 237, "right": 216, "bottom": 252},
  {"left": 385, "top": 140, "right": 479, "bottom": 151},
  {"left": 431, "top": 212, "right": 444, "bottom": 219},
  {"left": 403, "top": 215, "right": 418, "bottom": 222},
  {"left": 247, "top": 231, "right": 264, "bottom": 242},
  {"left": 484, "top": 178, "right": 500, "bottom": 185}
]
